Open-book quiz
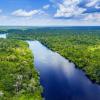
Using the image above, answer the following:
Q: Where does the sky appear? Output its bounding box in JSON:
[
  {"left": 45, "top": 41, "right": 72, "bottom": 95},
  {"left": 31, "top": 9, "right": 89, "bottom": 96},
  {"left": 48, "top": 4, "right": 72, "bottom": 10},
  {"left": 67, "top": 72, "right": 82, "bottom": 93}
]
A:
[{"left": 0, "top": 0, "right": 100, "bottom": 26}]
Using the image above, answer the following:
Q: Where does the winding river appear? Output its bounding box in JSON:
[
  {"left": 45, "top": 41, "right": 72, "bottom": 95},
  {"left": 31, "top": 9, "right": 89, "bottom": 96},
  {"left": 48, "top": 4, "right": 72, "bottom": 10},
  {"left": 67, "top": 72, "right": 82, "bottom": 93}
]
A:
[{"left": 0, "top": 34, "right": 100, "bottom": 100}]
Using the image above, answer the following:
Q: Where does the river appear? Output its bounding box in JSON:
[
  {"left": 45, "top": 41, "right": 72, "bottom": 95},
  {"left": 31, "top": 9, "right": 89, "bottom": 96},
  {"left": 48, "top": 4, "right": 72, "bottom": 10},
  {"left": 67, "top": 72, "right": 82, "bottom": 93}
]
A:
[{"left": 27, "top": 41, "right": 100, "bottom": 100}]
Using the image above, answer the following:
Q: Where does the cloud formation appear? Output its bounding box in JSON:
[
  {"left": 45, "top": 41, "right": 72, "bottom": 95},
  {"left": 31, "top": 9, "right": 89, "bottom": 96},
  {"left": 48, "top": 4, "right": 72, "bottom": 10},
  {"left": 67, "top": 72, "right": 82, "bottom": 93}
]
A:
[
  {"left": 84, "top": 13, "right": 100, "bottom": 21},
  {"left": 12, "top": 9, "right": 45, "bottom": 17},
  {"left": 95, "top": 4, "right": 100, "bottom": 9},
  {"left": 53, "top": 0, "right": 100, "bottom": 22},
  {"left": 86, "top": 0, "right": 99, "bottom": 7},
  {"left": 43, "top": 4, "right": 50, "bottom": 10},
  {"left": 0, "top": 0, "right": 100, "bottom": 26},
  {"left": 54, "top": 0, "right": 86, "bottom": 18}
]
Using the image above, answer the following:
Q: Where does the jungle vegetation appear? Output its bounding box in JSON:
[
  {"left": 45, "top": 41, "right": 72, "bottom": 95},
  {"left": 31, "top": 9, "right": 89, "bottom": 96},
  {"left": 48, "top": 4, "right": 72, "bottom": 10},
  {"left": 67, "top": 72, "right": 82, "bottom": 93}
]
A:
[
  {"left": 7, "top": 28, "right": 100, "bottom": 84},
  {"left": 0, "top": 39, "right": 42, "bottom": 100}
]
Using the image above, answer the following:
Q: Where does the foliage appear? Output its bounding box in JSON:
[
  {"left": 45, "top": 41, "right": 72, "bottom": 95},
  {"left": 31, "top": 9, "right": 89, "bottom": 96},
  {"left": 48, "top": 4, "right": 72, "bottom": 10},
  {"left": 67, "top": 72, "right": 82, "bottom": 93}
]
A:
[{"left": 0, "top": 39, "right": 42, "bottom": 100}]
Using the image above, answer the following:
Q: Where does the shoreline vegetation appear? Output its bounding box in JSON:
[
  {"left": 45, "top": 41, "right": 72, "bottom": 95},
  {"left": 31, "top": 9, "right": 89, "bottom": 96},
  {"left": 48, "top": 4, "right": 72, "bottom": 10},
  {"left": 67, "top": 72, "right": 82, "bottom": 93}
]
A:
[
  {"left": 0, "top": 39, "right": 43, "bottom": 100},
  {"left": 6, "top": 28, "right": 100, "bottom": 84}
]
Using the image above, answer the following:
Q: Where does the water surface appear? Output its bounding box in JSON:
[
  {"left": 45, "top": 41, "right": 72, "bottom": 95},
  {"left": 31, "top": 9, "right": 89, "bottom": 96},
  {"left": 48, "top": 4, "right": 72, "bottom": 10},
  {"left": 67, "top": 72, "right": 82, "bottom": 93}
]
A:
[
  {"left": 0, "top": 34, "right": 6, "bottom": 38},
  {"left": 28, "top": 41, "right": 100, "bottom": 100}
]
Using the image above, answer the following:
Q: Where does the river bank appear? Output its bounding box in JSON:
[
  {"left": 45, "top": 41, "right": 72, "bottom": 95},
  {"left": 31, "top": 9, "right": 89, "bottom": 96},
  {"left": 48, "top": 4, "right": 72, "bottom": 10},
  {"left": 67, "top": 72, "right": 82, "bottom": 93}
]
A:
[{"left": 0, "top": 34, "right": 43, "bottom": 100}]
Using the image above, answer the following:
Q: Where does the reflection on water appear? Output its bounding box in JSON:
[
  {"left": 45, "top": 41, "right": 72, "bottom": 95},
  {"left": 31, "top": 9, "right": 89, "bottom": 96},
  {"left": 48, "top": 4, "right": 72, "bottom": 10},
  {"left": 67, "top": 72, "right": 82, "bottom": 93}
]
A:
[
  {"left": 27, "top": 41, "right": 100, "bottom": 100},
  {"left": 0, "top": 34, "right": 6, "bottom": 38}
]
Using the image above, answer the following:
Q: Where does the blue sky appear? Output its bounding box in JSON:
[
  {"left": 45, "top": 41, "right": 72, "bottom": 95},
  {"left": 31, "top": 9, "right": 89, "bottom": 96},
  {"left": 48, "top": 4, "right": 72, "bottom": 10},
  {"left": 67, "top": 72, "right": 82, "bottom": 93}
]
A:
[{"left": 0, "top": 0, "right": 100, "bottom": 26}]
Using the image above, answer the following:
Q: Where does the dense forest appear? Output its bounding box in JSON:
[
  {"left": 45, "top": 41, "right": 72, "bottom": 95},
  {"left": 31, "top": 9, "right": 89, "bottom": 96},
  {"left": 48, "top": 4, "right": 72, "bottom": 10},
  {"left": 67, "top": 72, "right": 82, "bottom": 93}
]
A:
[
  {"left": 0, "top": 39, "right": 42, "bottom": 100},
  {"left": 7, "top": 28, "right": 100, "bottom": 84}
]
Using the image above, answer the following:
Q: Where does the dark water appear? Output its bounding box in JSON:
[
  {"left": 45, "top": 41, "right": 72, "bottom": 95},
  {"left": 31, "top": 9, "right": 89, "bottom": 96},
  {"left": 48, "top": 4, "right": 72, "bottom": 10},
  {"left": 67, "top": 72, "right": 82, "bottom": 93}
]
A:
[{"left": 29, "top": 41, "right": 100, "bottom": 100}]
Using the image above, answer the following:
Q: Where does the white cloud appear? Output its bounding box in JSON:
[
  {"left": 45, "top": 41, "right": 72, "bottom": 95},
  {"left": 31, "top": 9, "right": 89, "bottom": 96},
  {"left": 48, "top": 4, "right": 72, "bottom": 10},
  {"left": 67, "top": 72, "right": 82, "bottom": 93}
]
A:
[
  {"left": 86, "top": 0, "right": 99, "bottom": 7},
  {"left": 54, "top": 0, "right": 86, "bottom": 18},
  {"left": 43, "top": 4, "right": 50, "bottom": 10},
  {"left": 12, "top": 9, "right": 45, "bottom": 17},
  {"left": 95, "top": 4, "right": 100, "bottom": 9},
  {"left": 83, "top": 13, "right": 100, "bottom": 21},
  {"left": 63, "top": 0, "right": 80, "bottom": 6}
]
